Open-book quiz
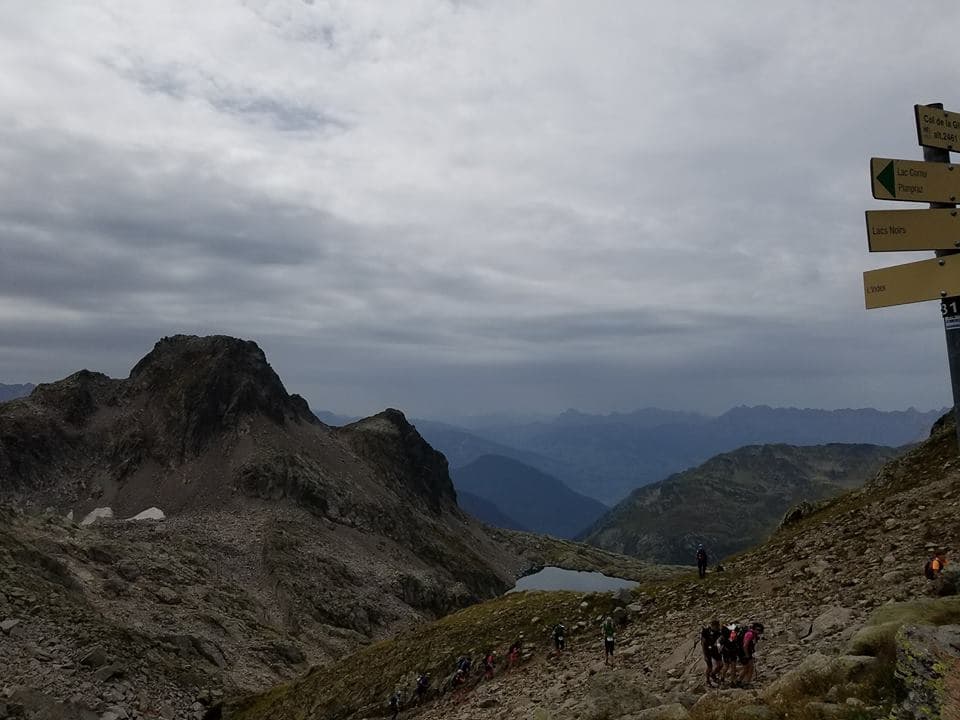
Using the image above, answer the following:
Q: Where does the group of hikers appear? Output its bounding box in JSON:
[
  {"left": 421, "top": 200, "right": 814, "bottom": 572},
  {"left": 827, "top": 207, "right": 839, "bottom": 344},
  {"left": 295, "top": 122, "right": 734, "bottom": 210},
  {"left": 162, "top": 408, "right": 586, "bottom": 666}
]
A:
[
  {"left": 388, "top": 543, "right": 951, "bottom": 716},
  {"left": 388, "top": 617, "right": 622, "bottom": 716},
  {"left": 699, "top": 619, "right": 764, "bottom": 688}
]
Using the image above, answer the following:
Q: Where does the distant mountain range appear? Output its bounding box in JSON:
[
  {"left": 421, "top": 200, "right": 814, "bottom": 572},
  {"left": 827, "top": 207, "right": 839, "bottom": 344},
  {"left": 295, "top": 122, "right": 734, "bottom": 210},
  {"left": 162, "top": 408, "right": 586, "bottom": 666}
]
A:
[
  {"left": 579, "top": 442, "right": 902, "bottom": 564},
  {"left": 451, "top": 454, "right": 608, "bottom": 539},
  {"left": 435, "top": 406, "right": 945, "bottom": 503},
  {"left": 0, "top": 383, "right": 34, "bottom": 403}
]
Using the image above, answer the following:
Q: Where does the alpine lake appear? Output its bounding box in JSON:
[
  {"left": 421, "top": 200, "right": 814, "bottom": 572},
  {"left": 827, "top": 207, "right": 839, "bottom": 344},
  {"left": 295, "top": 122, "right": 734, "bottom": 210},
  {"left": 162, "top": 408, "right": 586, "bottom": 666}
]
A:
[{"left": 509, "top": 566, "right": 638, "bottom": 593}]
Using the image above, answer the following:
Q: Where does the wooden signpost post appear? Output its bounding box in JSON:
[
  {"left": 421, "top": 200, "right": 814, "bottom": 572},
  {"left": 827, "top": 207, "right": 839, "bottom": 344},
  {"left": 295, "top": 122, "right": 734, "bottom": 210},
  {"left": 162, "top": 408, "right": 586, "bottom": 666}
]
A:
[{"left": 863, "top": 102, "right": 960, "bottom": 448}]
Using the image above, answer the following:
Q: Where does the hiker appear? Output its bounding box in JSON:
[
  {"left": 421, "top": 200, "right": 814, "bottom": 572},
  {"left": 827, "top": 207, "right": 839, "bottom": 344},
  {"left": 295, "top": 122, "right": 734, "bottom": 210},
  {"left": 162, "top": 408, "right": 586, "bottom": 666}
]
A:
[
  {"left": 602, "top": 615, "right": 616, "bottom": 666},
  {"left": 388, "top": 690, "right": 401, "bottom": 720},
  {"left": 452, "top": 656, "right": 471, "bottom": 687},
  {"left": 414, "top": 673, "right": 430, "bottom": 703},
  {"left": 700, "top": 619, "right": 723, "bottom": 687},
  {"left": 553, "top": 623, "right": 566, "bottom": 653},
  {"left": 696, "top": 544, "right": 708, "bottom": 579},
  {"left": 737, "top": 622, "right": 764, "bottom": 686},
  {"left": 507, "top": 639, "right": 522, "bottom": 670},
  {"left": 483, "top": 650, "right": 496, "bottom": 680},
  {"left": 718, "top": 623, "right": 741, "bottom": 686},
  {"left": 925, "top": 550, "right": 948, "bottom": 579}
]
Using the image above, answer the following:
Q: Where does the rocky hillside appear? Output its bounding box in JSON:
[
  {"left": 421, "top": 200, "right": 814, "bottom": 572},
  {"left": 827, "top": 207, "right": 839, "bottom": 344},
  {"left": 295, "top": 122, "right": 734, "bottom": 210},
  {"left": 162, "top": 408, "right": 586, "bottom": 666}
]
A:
[
  {"left": 219, "top": 413, "right": 960, "bottom": 720},
  {"left": 0, "top": 335, "right": 678, "bottom": 720},
  {"left": 452, "top": 454, "right": 608, "bottom": 539},
  {"left": 580, "top": 442, "right": 901, "bottom": 564}
]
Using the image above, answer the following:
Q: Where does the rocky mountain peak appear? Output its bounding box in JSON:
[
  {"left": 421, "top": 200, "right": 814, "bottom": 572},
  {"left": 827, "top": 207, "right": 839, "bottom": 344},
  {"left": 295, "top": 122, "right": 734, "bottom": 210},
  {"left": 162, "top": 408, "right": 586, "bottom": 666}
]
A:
[
  {"left": 336, "top": 409, "right": 457, "bottom": 511},
  {"left": 126, "top": 335, "right": 317, "bottom": 456}
]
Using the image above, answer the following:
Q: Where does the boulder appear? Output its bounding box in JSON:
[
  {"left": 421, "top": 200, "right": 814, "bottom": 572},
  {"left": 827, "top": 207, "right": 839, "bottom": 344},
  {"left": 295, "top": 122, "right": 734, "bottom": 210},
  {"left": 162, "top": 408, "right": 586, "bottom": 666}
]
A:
[
  {"left": 891, "top": 624, "right": 960, "bottom": 719},
  {"left": 614, "top": 587, "right": 633, "bottom": 605},
  {"left": 934, "top": 568, "right": 960, "bottom": 596},
  {"left": 115, "top": 561, "right": 141, "bottom": 582},
  {"left": 809, "top": 607, "right": 853, "bottom": 639},
  {"left": 0, "top": 619, "right": 21, "bottom": 636},
  {"left": 80, "top": 646, "right": 108, "bottom": 668},
  {"left": 155, "top": 587, "right": 181, "bottom": 605},
  {"left": 846, "top": 621, "right": 901, "bottom": 656},
  {"left": 762, "top": 653, "right": 877, "bottom": 702}
]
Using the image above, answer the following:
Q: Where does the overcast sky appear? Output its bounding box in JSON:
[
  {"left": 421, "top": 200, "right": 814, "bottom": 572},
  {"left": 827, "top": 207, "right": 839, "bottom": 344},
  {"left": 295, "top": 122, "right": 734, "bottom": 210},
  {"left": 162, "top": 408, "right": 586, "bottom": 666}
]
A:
[{"left": 2, "top": 1, "right": 959, "bottom": 418}]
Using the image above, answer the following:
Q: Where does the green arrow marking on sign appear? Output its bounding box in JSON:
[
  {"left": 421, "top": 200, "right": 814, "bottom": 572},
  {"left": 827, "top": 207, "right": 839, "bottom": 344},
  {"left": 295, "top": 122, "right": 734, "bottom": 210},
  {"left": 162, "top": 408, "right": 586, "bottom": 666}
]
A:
[{"left": 876, "top": 160, "right": 896, "bottom": 198}]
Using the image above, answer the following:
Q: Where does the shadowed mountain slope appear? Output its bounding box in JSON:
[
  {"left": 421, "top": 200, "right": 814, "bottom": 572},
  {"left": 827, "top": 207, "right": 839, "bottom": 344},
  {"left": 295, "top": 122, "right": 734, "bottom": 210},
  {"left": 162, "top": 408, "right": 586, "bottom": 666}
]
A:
[
  {"left": 580, "top": 443, "right": 902, "bottom": 564},
  {"left": 452, "top": 454, "right": 608, "bottom": 539},
  {"left": 457, "top": 489, "right": 528, "bottom": 531}
]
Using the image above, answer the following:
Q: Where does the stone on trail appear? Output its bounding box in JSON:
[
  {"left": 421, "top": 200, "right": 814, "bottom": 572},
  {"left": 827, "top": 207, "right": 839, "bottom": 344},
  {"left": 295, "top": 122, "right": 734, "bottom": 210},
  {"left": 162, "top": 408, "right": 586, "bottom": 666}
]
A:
[
  {"left": 809, "top": 606, "right": 853, "bottom": 639},
  {"left": 154, "top": 587, "right": 181, "bottom": 605},
  {"left": 80, "top": 645, "right": 108, "bottom": 668},
  {"left": 0, "top": 618, "right": 21, "bottom": 636}
]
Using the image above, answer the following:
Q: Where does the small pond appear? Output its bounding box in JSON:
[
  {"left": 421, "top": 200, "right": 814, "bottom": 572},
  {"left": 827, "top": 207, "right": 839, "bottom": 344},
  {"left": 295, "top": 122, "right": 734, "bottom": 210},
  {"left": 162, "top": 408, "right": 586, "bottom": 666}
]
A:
[{"left": 509, "top": 566, "right": 638, "bottom": 593}]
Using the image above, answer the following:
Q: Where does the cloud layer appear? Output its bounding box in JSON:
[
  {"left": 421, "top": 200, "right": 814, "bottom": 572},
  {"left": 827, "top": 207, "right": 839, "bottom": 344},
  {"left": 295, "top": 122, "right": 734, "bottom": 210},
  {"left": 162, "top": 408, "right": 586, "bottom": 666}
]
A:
[{"left": 1, "top": 1, "right": 958, "bottom": 416}]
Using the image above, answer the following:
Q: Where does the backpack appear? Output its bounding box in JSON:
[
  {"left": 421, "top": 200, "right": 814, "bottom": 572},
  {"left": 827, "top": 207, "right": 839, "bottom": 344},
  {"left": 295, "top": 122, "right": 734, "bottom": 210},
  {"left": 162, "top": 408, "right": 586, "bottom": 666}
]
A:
[
  {"left": 721, "top": 625, "right": 743, "bottom": 653},
  {"left": 554, "top": 624, "right": 565, "bottom": 639},
  {"left": 697, "top": 548, "right": 707, "bottom": 562},
  {"left": 925, "top": 559, "right": 936, "bottom": 580}
]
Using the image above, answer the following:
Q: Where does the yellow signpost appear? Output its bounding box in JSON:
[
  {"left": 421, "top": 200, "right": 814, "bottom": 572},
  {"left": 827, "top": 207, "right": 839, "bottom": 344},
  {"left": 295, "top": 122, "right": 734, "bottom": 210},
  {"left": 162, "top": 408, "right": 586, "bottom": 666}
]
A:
[
  {"left": 865, "top": 208, "right": 960, "bottom": 251},
  {"left": 871, "top": 157, "right": 960, "bottom": 203},
  {"left": 863, "top": 255, "right": 960, "bottom": 309},
  {"left": 916, "top": 104, "right": 960, "bottom": 152},
  {"left": 865, "top": 102, "right": 960, "bottom": 448}
]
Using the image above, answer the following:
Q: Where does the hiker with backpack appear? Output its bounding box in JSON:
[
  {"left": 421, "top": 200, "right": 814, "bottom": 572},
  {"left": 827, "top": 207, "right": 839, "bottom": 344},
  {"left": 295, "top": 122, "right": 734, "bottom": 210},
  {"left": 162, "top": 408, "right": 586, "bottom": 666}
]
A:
[
  {"left": 483, "top": 650, "right": 496, "bottom": 680},
  {"left": 700, "top": 619, "right": 723, "bottom": 687},
  {"left": 507, "top": 638, "right": 522, "bottom": 671},
  {"left": 925, "top": 551, "right": 948, "bottom": 580},
  {"left": 414, "top": 673, "right": 430, "bottom": 704},
  {"left": 388, "top": 690, "right": 402, "bottom": 720},
  {"left": 602, "top": 616, "right": 616, "bottom": 666},
  {"left": 718, "top": 623, "right": 741, "bottom": 686},
  {"left": 553, "top": 623, "right": 566, "bottom": 654},
  {"left": 452, "top": 656, "right": 471, "bottom": 688},
  {"left": 737, "top": 622, "right": 764, "bottom": 686},
  {"left": 696, "top": 544, "right": 708, "bottom": 579}
]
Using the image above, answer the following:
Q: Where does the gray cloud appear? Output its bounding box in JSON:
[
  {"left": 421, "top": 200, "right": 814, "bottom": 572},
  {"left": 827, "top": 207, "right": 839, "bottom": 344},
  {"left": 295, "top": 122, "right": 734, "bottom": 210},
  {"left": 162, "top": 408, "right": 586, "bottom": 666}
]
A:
[{"left": 0, "top": 1, "right": 956, "bottom": 418}]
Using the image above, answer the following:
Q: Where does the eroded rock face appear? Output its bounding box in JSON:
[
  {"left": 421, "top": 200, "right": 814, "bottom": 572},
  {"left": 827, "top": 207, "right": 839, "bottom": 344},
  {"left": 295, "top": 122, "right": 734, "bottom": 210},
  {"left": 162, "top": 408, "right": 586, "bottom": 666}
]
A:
[{"left": 892, "top": 624, "right": 960, "bottom": 720}]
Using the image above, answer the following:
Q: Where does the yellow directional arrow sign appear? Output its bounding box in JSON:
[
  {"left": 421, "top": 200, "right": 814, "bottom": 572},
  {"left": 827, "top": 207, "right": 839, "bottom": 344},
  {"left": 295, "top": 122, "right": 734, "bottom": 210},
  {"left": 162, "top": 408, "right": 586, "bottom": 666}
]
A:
[
  {"left": 871, "top": 157, "right": 960, "bottom": 203},
  {"left": 865, "top": 208, "right": 960, "bottom": 251},
  {"left": 864, "top": 254, "right": 960, "bottom": 309},
  {"left": 916, "top": 104, "right": 960, "bottom": 152}
]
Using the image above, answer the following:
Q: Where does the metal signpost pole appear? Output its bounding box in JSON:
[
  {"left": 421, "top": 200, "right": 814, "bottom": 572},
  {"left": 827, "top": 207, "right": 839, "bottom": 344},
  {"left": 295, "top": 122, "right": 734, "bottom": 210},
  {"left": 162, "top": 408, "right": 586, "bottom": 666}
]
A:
[{"left": 925, "top": 102, "right": 960, "bottom": 449}]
